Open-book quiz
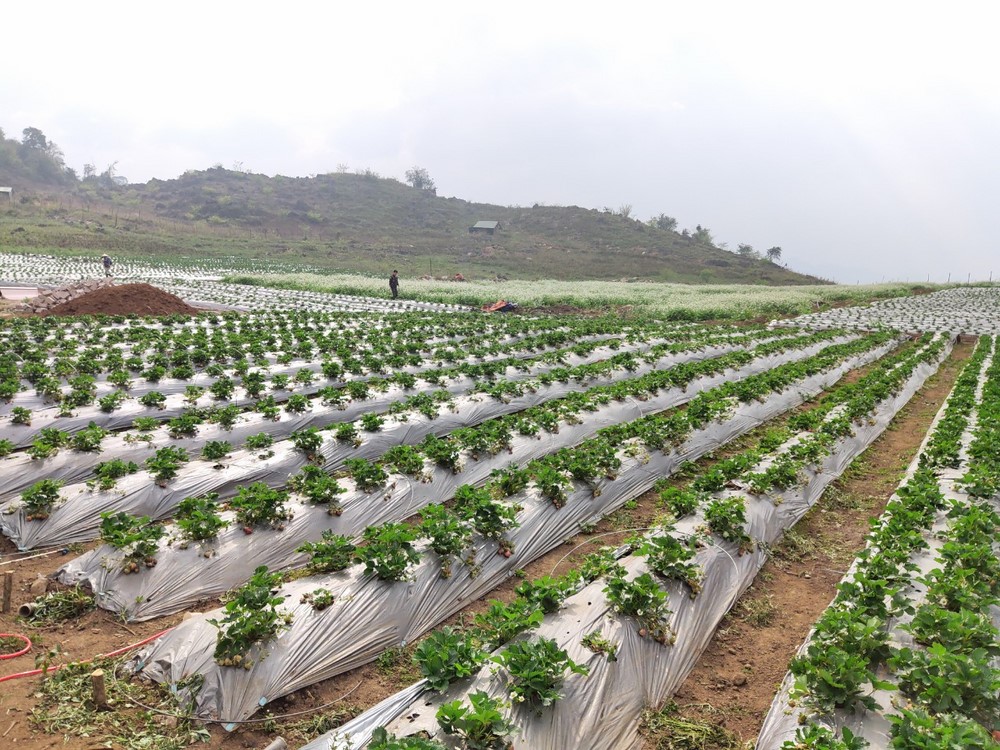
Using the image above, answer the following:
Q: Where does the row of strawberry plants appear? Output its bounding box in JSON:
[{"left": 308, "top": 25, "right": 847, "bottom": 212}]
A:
[
  {"left": 0, "top": 321, "right": 772, "bottom": 450},
  {"left": 0, "top": 318, "right": 668, "bottom": 440},
  {"left": 52, "top": 329, "right": 861, "bottom": 616},
  {"left": 755, "top": 335, "right": 998, "bottom": 749},
  {"left": 126, "top": 331, "right": 898, "bottom": 722},
  {"left": 311, "top": 334, "right": 951, "bottom": 749},
  {"left": 8, "top": 328, "right": 856, "bottom": 551},
  {"left": 0, "top": 321, "right": 636, "bottom": 414},
  {"left": 0, "top": 325, "right": 743, "bottom": 492},
  {"left": 0, "top": 310, "right": 694, "bottom": 398}
]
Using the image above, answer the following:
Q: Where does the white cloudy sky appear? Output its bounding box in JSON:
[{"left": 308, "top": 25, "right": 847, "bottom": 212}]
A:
[{"left": 5, "top": 1, "right": 999, "bottom": 283}]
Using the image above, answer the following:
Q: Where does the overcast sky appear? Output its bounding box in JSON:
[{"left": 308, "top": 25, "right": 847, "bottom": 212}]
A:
[{"left": 5, "top": 1, "right": 998, "bottom": 283}]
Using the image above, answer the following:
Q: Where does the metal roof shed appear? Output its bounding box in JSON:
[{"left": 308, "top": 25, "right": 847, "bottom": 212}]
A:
[{"left": 469, "top": 220, "right": 502, "bottom": 235}]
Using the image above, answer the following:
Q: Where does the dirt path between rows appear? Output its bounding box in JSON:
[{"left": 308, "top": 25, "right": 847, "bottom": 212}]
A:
[{"left": 641, "top": 339, "right": 973, "bottom": 749}]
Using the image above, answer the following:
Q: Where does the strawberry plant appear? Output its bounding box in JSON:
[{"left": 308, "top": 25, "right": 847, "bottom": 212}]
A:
[
  {"left": 27, "top": 431, "right": 65, "bottom": 460},
  {"left": 780, "top": 725, "right": 868, "bottom": 750},
  {"left": 230, "top": 482, "right": 293, "bottom": 531},
  {"left": 288, "top": 465, "right": 345, "bottom": 513},
  {"left": 489, "top": 465, "right": 530, "bottom": 498},
  {"left": 902, "top": 604, "right": 1000, "bottom": 656},
  {"left": 492, "top": 637, "right": 589, "bottom": 706},
  {"left": 334, "top": 421, "right": 359, "bottom": 443},
  {"left": 21, "top": 478, "right": 63, "bottom": 520},
  {"left": 175, "top": 494, "right": 228, "bottom": 543},
  {"left": 244, "top": 431, "right": 274, "bottom": 451},
  {"left": 242, "top": 371, "right": 266, "bottom": 398},
  {"left": 360, "top": 412, "right": 385, "bottom": 432},
  {"left": 436, "top": 691, "right": 514, "bottom": 750},
  {"left": 530, "top": 463, "right": 571, "bottom": 508},
  {"left": 888, "top": 707, "right": 999, "bottom": 750},
  {"left": 138, "top": 391, "right": 167, "bottom": 409},
  {"left": 789, "top": 641, "right": 887, "bottom": 713},
  {"left": 383, "top": 445, "right": 426, "bottom": 476},
  {"left": 132, "top": 416, "right": 160, "bottom": 431},
  {"left": 167, "top": 413, "right": 201, "bottom": 438},
  {"left": 581, "top": 631, "right": 618, "bottom": 662},
  {"left": 418, "top": 505, "right": 473, "bottom": 577},
  {"left": 284, "top": 393, "right": 311, "bottom": 413},
  {"left": 369, "top": 727, "right": 445, "bottom": 750},
  {"left": 704, "top": 496, "right": 754, "bottom": 554},
  {"left": 211, "top": 404, "right": 242, "bottom": 429},
  {"left": 413, "top": 627, "right": 487, "bottom": 692},
  {"left": 299, "top": 587, "right": 336, "bottom": 611},
  {"left": 604, "top": 572, "right": 674, "bottom": 644},
  {"left": 183, "top": 385, "right": 205, "bottom": 404},
  {"left": 291, "top": 427, "right": 324, "bottom": 459},
  {"left": 515, "top": 573, "right": 580, "bottom": 613},
  {"left": 255, "top": 396, "right": 280, "bottom": 420},
  {"left": 658, "top": 485, "right": 702, "bottom": 518},
  {"left": 99, "top": 511, "right": 165, "bottom": 573},
  {"left": 201, "top": 440, "right": 233, "bottom": 462},
  {"left": 70, "top": 422, "right": 108, "bottom": 452},
  {"left": 889, "top": 643, "right": 1000, "bottom": 724},
  {"left": 145, "top": 445, "right": 189, "bottom": 485},
  {"left": 639, "top": 533, "right": 702, "bottom": 596},
  {"left": 473, "top": 599, "right": 544, "bottom": 649},
  {"left": 320, "top": 360, "right": 343, "bottom": 380},
  {"left": 345, "top": 457, "right": 388, "bottom": 492},
  {"left": 355, "top": 522, "right": 420, "bottom": 581},
  {"left": 579, "top": 546, "right": 626, "bottom": 582},
  {"left": 296, "top": 531, "right": 356, "bottom": 573},
  {"left": 97, "top": 390, "right": 127, "bottom": 413},
  {"left": 421, "top": 434, "right": 461, "bottom": 472},
  {"left": 454, "top": 485, "right": 519, "bottom": 547},
  {"left": 89, "top": 458, "right": 140, "bottom": 490},
  {"left": 209, "top": 566, "right": 291, "bottom": 668},
  {"left": 345, "top": 380, "right": 370, "bottom": 400},
  {"left": 208, "top": 376, "right": 235, "bottom": 400}
]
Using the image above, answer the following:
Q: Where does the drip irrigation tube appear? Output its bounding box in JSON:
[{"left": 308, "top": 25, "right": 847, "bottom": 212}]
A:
[
  {"left": 0, "top": 633, "right": 32, "bottom": 660},
  {"left": 0, "top": 628, "right": 172, "bottom": 683}
]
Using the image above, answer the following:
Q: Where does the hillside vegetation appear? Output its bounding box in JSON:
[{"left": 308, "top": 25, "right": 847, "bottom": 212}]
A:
[{"left": 0, "top": 128, "right": 824, "bottom": 284}]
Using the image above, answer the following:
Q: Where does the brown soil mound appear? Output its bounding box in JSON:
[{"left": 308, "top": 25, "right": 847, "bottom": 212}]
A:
[{"left": 42, "top": 283, "right": 202, "bottom": 317}]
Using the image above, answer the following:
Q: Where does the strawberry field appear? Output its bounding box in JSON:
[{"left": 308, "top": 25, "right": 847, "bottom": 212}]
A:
[{"left": 0, "top": 261, "right": 997, "bottom": 750}]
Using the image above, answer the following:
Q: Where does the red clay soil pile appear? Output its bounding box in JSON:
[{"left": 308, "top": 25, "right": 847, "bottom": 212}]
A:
[{"left": 42, "top": 283, "right": 202, "bottom": 316}]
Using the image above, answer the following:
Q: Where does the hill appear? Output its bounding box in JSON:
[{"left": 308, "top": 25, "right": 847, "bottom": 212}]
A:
[{"left": 0, "top": 135, "right": 824, "bottom": 284}]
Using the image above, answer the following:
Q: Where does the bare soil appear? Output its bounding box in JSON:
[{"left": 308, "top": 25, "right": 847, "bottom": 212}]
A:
[{"left": 40, "top": 283, "right": 201, "bottom": 317}]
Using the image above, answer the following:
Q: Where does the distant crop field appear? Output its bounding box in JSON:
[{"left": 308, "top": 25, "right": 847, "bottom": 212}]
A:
[{"left": 226, "top": 271, "right": 940, "bottom": 320}]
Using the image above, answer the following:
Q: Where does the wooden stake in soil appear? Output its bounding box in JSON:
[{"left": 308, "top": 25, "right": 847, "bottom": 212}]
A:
[
  {"left": 1, "top": 571, "right": 12, "bottom": 614},
  {"left": 91, "top": 669, "right": 109, "bottom": 710}
]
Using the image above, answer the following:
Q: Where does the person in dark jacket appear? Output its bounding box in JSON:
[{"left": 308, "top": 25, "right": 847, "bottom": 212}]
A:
[
  {"left": 389, "top": 270, "right": 399, "bottom": 299},
  {"left": 101, "top": 254, "right": 113, "bottom": 277}
]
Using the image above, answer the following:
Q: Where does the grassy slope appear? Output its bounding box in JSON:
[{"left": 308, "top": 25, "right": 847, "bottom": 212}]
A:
[{"left": 0, "top": 167, "right": 825, "bottom": 284}]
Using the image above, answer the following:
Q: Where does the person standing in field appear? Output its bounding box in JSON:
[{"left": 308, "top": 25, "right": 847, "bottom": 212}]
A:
[
  {"left": 101, "top": 254, "right": 113, "bottom": 277},
  {"left": 389, "top": 269, "right": 399, "bottom": 299}
]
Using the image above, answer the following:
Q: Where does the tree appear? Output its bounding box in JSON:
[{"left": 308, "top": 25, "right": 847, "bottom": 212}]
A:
[
  {"left": 618, "top": 204, "right": 633, "bottom": 219},
  {"left": 649, "top": 213, "right": 678, "bottom": 232},
  {"left": 692, "top": 225, "right": 714, "bottom": 244},
  {"left": 83, "top": 163, "right": 97, "bottom": 180},
  {"left": 21, "top": 127, "right": 49, "bottom": 151},
  {"left": 99, "top": 161, "right": 119, "bottom": 188},
  {"left": 737, "top": 243, "right": 758, "bottom": 259},
  {"left": 765, "top": 246, "right": 782, "bottom": 263},
  {"left": 404, "top": 166, "right": 436, "bottom": 194}
]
